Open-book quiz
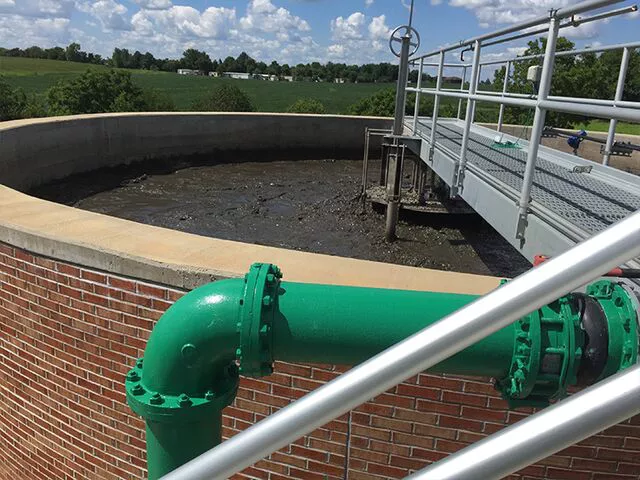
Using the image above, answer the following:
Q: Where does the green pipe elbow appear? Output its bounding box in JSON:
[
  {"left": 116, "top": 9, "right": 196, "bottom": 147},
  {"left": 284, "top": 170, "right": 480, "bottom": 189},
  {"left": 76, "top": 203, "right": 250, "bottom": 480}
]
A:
[{"left": 126, "top": 263, "right": 282, "bottom": 478}]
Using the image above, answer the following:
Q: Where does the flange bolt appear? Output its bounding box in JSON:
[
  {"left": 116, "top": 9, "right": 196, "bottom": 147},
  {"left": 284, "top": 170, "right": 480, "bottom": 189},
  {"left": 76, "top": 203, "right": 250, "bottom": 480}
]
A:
[{"left": 150, "top": 392, "right": 164, "bottom": 405}]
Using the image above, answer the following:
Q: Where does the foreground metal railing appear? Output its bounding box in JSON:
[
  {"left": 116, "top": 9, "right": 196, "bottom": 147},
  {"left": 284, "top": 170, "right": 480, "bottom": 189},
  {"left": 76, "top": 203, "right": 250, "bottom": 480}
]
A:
[{"left": 161, "top": 210, "right": 640, "bottom": 480}]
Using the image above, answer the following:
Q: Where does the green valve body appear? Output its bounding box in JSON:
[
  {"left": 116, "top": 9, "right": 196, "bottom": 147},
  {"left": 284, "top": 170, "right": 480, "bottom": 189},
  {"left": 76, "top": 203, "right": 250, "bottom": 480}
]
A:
[{"left": 126, "top": 263, "right": 638, "bottom": 479}]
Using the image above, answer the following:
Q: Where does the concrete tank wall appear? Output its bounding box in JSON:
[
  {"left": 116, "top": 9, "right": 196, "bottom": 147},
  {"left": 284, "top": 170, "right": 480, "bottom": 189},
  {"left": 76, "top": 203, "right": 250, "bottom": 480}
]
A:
[
  {"left": 0, "top": 113, "right": 391, "bottom": 191},
  {"left": 1, "top": 114, "right": 639, "bottom": 480}
]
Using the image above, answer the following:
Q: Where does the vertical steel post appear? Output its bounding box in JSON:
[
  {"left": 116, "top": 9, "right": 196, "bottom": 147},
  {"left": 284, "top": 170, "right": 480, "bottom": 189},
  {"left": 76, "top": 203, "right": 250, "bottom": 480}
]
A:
[
  {"left": 602, "top": 47, "right": 630, "bottom": 166},
  {"left": 497, "top": 61, "right": 511, "bottom": 132},
  {"left": 413, "top": 58, "right": 424, "bottom": 133},
  {"left": 471, "top": 65, "right": 481, "bottom": 121},
  {"left": 429, "top": 52, "right": 446, "bottom": 159},
  {"left": 456, "top": 66, "right": 467, "bottom": 120},
  {"left": 361, "top": 128, "right": 370, "bottom": 197},
  {"left": 515, "top": 15, "right": 559, "bottom": 239},
  {"left": 386, "top": 33, "right": 412, "bottom": 241},
  {"left": 454, "top": 40, "right": 481, "bottom": 193},
  {"left": 392, "top": 37, "right": 411, "bottom": 136}
]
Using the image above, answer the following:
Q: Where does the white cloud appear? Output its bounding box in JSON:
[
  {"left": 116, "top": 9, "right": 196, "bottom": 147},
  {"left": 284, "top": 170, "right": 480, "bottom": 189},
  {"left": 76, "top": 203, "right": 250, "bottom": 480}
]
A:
[
  {"left": 326, "top": 12, "right": 392, "bottom": 62},
  {"left": 327, "top": 43, "right": 346, "bottom": 57},
  {"left": 0, "top": 14, "right": 71, "bottom": 47},
  {"left": 365, "top": 0, "right": 374, "bottom": 6},
  {"left": 77, "top": 0, "right": 130, "bottom": 31},
  {"left": 0, "top": 0, "right": 74, "bottom": 18},
  {"left": 331, "top": 12, "right": 365, "bottom": 41},
  {"left": 239, "top": 0, "right": 310, "bottom": 34},
  {"left": 448, "top": 0, "right": 573, "bottom": 26},
  {"left": 368, "top": 14, "right": 389, "bottom": 40},
  {"left": 131, "top": 5, "right": 236, "bottom": 39},
  {"left": 132, "top": 0, "right": 171, "bottom": 9}
]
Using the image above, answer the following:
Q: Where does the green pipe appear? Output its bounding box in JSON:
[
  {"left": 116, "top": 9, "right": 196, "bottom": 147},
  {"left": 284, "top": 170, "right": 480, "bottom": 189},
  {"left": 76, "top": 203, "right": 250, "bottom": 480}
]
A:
[
  {"left": 126, "top": 263, "right": 638, "bottom": 479},
  {"left": 273, "top": 283, "right": 515, "bottom": 377}
]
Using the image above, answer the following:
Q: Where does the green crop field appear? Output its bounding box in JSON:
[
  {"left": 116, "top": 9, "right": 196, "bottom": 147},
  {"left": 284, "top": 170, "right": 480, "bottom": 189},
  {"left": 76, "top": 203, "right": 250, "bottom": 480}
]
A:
[
  {"left": 2, "top": 56, "right": 638, "bottom": 134},
  {"left": 0, "top": 56, "right": 398, "bottom": 113}
]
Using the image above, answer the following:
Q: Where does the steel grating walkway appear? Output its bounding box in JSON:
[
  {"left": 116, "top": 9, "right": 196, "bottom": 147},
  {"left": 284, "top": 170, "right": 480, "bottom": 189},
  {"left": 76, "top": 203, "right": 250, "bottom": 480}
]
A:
[{"left": 413, "top": 118, "right": 640, "bottom": 236}]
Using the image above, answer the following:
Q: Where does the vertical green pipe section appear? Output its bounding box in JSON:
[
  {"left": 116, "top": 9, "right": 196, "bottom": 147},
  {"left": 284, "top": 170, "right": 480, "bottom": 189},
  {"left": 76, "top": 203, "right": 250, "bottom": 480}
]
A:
[
  {"left": 145, "top": 417, "right": 221, "bottom": 480},
  {"left": 126, "top": 279, "right": 244, "bottom": 480},
  {"left": 273, "top": 281, "right": 514, "bottom": 378}
]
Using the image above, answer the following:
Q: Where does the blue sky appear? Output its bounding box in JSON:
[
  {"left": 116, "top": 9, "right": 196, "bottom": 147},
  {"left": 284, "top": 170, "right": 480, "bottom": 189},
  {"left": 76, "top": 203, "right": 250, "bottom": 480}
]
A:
[{"left": 0, "top": 0, "right": 638, "bottom": 72}]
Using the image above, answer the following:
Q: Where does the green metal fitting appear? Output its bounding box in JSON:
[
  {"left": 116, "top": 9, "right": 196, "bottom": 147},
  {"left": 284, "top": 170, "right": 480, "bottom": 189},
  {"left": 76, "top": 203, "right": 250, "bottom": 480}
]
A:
[
  {"left": 237, "top": 263, "right": 282, "bottom": 377},
  {"left": 126, "top": 263, "right": 639, "bottom": 479}
]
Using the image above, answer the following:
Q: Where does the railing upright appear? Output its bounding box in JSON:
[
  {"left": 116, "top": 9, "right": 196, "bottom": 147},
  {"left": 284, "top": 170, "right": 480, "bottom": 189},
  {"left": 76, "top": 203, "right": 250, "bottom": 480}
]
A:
[
  {"left": 497, "top": 61, "right": 511, "bottom": 132},
  {"left": 454, "top": 40, "right": 481, "bottom": 193},
  {"left": 516, "top": 14, "right": 560, "bottom": 240},
  {"left": 603, "top": 47, "right": 631, "bottom": 166},
  {"left": 456, "top": 66, "right": 467, "bottom": 120},
  {"left": 413, "top": 58, "right": 424, "bottom": 134},
  {"left": 429, "top": 51, "right": 446, "bottom": 159}
]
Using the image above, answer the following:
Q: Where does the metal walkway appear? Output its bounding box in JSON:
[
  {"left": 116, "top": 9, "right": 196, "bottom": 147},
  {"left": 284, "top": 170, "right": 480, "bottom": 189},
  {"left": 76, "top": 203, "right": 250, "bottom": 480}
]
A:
[{"left": 405, "top": 117, "right": 640, "bottom": 264}]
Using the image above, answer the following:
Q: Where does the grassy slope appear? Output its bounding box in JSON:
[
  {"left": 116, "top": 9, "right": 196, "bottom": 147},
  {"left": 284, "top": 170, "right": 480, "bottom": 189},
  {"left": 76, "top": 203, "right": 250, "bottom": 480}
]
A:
[{"left": 2, "top": 56, "right": 638, "bottom": 133}]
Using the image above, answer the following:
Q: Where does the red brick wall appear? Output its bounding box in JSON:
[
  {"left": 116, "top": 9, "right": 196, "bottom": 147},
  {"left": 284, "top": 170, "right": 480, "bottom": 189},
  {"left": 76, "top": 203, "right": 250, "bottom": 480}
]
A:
[{"left": 1, "top": 241, "right": 639, "bottom": 480}]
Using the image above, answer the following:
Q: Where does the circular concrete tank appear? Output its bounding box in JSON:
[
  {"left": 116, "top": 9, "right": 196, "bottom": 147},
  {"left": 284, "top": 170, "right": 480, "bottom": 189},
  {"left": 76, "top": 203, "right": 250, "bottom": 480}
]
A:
[{"left": 0, "top": 113, "right": 638, "bottom": 480}]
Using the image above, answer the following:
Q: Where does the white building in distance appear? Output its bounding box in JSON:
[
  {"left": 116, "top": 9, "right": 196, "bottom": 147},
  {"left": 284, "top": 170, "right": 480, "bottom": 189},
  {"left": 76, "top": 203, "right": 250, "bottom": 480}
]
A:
[{"left": 177, "top": 69, "right": 202, "bottom": 76}]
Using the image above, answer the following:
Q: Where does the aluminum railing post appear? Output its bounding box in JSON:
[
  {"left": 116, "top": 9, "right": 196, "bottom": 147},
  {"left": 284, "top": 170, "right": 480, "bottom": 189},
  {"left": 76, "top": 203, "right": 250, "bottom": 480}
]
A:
[
  {"left": 497, "top": 61, "right": 511, "bottom": 132},
  {"left": 602, "top": 47, "right": 630, "bottom": 166},
  {"left": 361, "top": 127, "right": 370, "bottom": 198},
  {"left": 515, "top": 14, "right": 560, "bottom": 240},
  {"left": 429, "top": 51, "right": 446, "bottom": 160},
  {"left": 454, "top": 40, "right": 481, "bottom": 194},
  {"left": 413, "top": 58, "right": 424, "bottom": 134},
  {"left": 456, "top": 66, "right": 467, "bottom": 120},
  {"left": 471, "top": 65, "right": 481, "bottom": 121}
]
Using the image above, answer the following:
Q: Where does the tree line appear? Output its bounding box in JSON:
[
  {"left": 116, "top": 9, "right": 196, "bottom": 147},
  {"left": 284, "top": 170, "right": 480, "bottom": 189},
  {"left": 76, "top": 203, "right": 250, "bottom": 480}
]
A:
[
  {"left": 488, "top": 37, "right": 640, "bottom": 127},
  {"left": 1, "top": 43, "right": 408, "bottom": 83}
]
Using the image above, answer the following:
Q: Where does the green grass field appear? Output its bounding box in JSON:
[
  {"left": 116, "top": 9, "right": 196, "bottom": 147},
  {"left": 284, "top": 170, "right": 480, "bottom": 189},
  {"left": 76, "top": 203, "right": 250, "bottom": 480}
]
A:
[
  {"left": 0, "top": 56, "right": 396, "bottom": 113},
  {"left": 2, "top": 56, "right": 638, "bottom": 134}
]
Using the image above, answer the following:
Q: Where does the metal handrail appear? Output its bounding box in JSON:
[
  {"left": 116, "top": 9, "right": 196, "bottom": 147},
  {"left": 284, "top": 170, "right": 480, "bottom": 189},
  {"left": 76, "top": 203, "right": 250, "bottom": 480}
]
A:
[
  {"left": 481, "top": 5, "right": 638, "bottom": 49},
  {"left": 161, "top": 211, "right": 640, "bottom": 480},
  {"left": 410, "top": 0, "right": 627, "bottom": 60},
  {"left": 479, "top": 39, "right": 640, "bottom": 67}
]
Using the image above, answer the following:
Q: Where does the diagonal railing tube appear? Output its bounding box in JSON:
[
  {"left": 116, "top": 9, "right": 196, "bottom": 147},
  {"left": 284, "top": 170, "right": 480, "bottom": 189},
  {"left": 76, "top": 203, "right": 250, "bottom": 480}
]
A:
[
  {"left": 161, "top": 210, "right": 640, "bottom": 480},
  {"left": 408, "top": 363, "right": 640, "bottom": 480}
]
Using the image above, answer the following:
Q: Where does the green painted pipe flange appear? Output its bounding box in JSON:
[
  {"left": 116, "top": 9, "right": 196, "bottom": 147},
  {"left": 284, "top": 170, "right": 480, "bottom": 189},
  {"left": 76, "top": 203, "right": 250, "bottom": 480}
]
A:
[
  {"left": 126, "top": 357, "right": 239, "bottom": 423},
  {"left": 237, "top": 263, "right": 282, "bottom": 377},
  {"left": 495, "top": 293, "right": 584, "bottom": 408}
]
